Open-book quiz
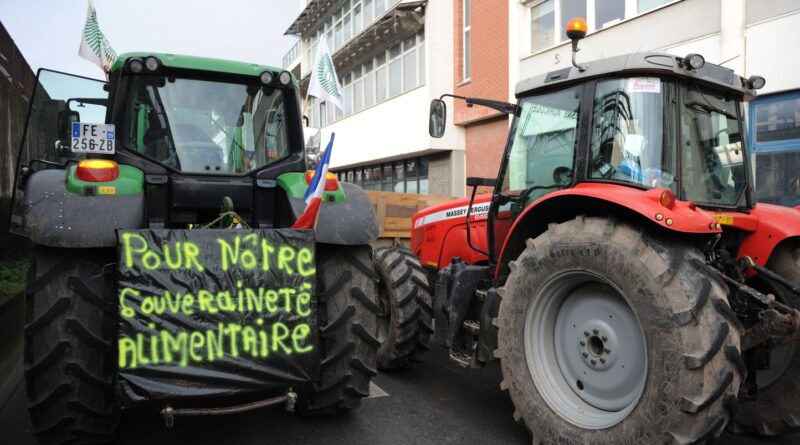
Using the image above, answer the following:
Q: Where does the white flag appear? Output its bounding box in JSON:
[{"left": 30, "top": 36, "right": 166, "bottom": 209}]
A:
[
  {"left": 307, "top": 38, "right": 344, "bottom": 112},
  {"left": 78, "top": 0, "right": 117, "bottom": 72}
]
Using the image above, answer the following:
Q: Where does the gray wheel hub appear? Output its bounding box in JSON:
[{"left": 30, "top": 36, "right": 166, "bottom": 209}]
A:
[
  {"left": 554, "top": 284, "right": 647, "bottom": 412},
  {"left": 524, "top": 271, "right": 648, "bottom": 429}
]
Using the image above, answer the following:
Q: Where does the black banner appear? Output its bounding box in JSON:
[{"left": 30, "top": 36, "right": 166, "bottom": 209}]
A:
[{"left": 115, "top": 229, "right": 319, "bottom": 405}]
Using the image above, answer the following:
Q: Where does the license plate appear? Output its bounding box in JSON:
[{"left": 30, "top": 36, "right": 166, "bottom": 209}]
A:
[{"left": 71, "top": 122, "right": 115, "bottom": 154}]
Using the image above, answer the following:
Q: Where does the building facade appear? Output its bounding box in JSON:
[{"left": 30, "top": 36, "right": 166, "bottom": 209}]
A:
[
  {"left": 508, "top": 0, "right": 800, "bottom": 204},
  {"left": 285, "top": 0, "right": 467, "bottom": 197},
  {"left": 453, "top": 0, "right": 510, "bottom": 195}
]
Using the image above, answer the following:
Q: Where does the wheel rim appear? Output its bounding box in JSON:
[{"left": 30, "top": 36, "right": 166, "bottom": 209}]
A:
[
  {"left": 756, "top": 341, "right": 795, "bottom": 389},
  {"left": 523, "top": 271, "right": 648, "bottom": 429}
]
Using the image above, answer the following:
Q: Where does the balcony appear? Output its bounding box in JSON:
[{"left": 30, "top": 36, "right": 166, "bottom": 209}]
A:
[{"left": 282, "top": 40, "right": 301, "bottom": 71}]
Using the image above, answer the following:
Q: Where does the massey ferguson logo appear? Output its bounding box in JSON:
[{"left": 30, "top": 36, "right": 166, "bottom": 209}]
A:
[{"left": 415, "top": 203, "right": 491, "bottom": 228}]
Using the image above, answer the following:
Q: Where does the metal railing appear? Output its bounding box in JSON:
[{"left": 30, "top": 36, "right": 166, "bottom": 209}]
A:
[{"left": 282, "top": 40, "right": 301, "bottom": 69}]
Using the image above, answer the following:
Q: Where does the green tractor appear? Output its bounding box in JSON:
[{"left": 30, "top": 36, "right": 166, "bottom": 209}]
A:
[{"left": 9, "top": 53, "right": 385, "bottom": 443}]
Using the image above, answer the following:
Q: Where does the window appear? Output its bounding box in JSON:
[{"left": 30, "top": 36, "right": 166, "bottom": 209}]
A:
[
  {"left": 365, "top": 0, "right": 374, "bottom": 24},
  {"left": 364, "top": 61, "right": 375, "bottom": 107},
  {"left": 463, "top": 0, "right": 471, "bottom": 80},
  {"left": 559, "top": 0, "right": 586, "bottom": 42},
  {"left": 750, "top": 92, "right": 800, "bottom": 204},
  {"left": 589, "top": 78, "right": 677, "bottom": 191},
  {"left": 354, "top": 5, "right": 363, "bottom": 34},
  {"left": 502, "top": 85, "right": 581, "bottom": 203},
  {"left": 637, "top": 0, "right": 671, "bottom": 13},
  {"left": 528, "top": 0, "right": 678, "bottom": 54},
  {"left": 595, "top": 0, "right": 625, "bottom": 29},
  {"left": 394, "top": 161, "right": 405, "bottom": 192},
  {"left": 310, "top": 29, "right": 424, "bottom": 125},
  {"left": 336, "top": 157, "right": 430, "bottom": 194},
  {"left": 389, "top": 44, "right": 403, "bottom": 97},
  {"left": 531, "top": 0, "right": 555, "bottom": 53}
]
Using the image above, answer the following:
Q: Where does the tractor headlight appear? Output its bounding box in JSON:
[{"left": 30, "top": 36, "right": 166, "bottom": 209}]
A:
[
  {"left": 145, "top": 56, "right": 161, "bottom": 71},
  {"left": 683, "top": 53, "right": 705, "bottom": 70},
  {"left": 260, "top": 71, "right": 274, "bottom": 85},
  {"left": 128, "top": 58, "right": 144, "bottom": 73},
  {"left": 748, "top": 75, "right": 766, "bottom": 90},
  {"left": 279, "top": 71, "right": 292, "bottom": 85}
]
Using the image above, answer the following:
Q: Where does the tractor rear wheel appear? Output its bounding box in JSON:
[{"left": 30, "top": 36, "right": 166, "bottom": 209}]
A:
[
  {"left": 373, "top": 246, "right": 433, "bottom": 370},
  {"left": 730, "top": 242, "right": 800, "bottom": 436},
  {"left": 496, "top": 217, "right": 744, "bottom": 444},
  {"left": 297, "top": 245, "right": 380, "bottom": 415},
  {"left": 24, "top": 246, "right": 118, "bottom": 444}
]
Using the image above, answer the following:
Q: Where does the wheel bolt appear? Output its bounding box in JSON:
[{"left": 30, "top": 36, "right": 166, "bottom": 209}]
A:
[
  {"left": 600, "top": 358, "right": 606, "bottom": 364},
  {"left": 590, "top": 359, "right": 597, "bottom": 365},
  {"left": 593, "top": 329, "right": 599, "bottom": 334},
  {"left": 604, "top": 348, "right": 611, "bottom": 353},
  {"left": 580, "top": 341, "right": 586, "bottom": 346},
  {"left": 601, "top": 336, "right": 607, "bottom": 341},
  {"left": 582, "top": 352, "right": 588, "bottom": 358},
  {"left": 584, "top": 331, "right": 590, "bottom": 337}
]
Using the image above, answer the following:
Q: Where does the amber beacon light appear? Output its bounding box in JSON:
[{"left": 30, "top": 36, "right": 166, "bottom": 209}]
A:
[
  {"left": 566, "top": 17, "right": 588, "bottom": 72},
  {"left": 566, "top": 17, "right": 588, "bottom": 40}
]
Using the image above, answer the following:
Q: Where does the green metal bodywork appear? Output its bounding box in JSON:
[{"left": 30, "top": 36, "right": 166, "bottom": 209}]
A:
[
  {"left": 110, "top": 52, "right": 298, "bottom": 86},
  {"left": 65, "top": 164, "right": 144, "bottom": 196},
  {"left": 277, "top": 172, "right": 346, "bottom": 203}
]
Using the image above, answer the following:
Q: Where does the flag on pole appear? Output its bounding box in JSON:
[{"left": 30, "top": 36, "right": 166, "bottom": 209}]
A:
[
  {"left": 291, "top": 133, "right": 336, "bottom": 229},
  {"left": 78, "top": 0, "right": 117, "bottom": 72},
  {"left": 307, "top": 38, "right": 344, "bottom": 112}
]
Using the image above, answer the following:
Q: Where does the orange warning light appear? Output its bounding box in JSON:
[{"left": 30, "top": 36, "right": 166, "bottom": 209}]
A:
[{"left": 566, "top": 17, "right": 588, "bottom": 40}]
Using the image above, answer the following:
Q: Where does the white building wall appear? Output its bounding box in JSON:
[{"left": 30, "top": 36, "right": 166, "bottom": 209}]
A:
[
  {"left": 310, "top": 0, "right": 466, "bottom": 195},
  {"left": 510, "top": 0, "right": 799, "bottom": 97}
]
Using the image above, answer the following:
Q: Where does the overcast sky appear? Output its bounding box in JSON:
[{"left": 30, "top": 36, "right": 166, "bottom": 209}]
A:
[{"left": 0, "top": 0, "right": 301, "bottom": 80}]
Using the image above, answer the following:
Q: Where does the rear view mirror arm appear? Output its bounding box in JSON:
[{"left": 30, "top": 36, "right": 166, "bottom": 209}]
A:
[{"left": 438, "top": 94, "right": 519, "bottom": 116}]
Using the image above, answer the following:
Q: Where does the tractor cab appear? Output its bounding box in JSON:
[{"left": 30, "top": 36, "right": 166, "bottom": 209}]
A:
[
  {"left": 10, "top": 53, "right": 317, "bottom": 243},
  {"left": 428, "top": 39, "right": 764, "bottom": 266}
]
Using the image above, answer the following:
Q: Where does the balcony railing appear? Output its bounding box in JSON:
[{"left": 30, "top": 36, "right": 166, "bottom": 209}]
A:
[{"left": 282, "top": 40, "right": 301, "bottom": 69}]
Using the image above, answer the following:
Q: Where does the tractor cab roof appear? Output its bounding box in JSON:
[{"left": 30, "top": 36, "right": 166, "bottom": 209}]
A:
[
  {"left": 110, "top": 52, "right": 296, "bottom": 85},
  {"left": 515, "top": 52, "right": 758, "bottom": 100}
]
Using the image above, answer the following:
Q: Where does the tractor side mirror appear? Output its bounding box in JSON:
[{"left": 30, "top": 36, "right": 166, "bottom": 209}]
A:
[
  {"left": 56, "top": 105, "right": 79, "bottom": 155},
  {"left": 429, "top": 99, "right": 446, "bottom": 138}
]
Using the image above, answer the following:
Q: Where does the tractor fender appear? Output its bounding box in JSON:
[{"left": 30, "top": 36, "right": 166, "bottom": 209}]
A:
[
  {"left": 21, "top": 169, "right": 144, "bottom": 248},
  {"left": 289, "top": 182, "right": 378, "bottom": 245},
  {"left": 737, "top": 203, "right": 800, "bottom": 266},
  {"left": 495, "top": 183, "right": 720, "bottom": 277}
]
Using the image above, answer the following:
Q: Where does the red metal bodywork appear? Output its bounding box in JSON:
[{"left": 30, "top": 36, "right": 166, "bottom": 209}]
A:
[
  {"left": 411, "top": 183, "right": 800, "bottom": 276},
  {"left": 712, "top": 203, "right": 800, "bottom": 266},
  {"left": 412, "top": 184, "right": 723, "bottom": 271}
]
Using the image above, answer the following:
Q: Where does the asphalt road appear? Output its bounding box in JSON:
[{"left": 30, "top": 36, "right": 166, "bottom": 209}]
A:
[{"left": 1, "top": 340, "right": 798, "bottom": 445}]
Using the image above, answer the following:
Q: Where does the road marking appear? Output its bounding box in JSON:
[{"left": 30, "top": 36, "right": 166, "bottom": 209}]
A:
[{"left": 367, "top": 382, "right": 389, "bottom": 398}]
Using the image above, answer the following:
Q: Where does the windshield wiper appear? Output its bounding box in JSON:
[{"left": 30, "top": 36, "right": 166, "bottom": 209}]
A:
[{"left": 684, "top": 101, "right": 738, "bottom": 120}]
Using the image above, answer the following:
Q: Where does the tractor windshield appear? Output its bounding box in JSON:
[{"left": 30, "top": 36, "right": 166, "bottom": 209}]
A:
[
  {"left": 680, "top": 83, "right": 747, "bottom": 207},
  {"left": 125, "top": 75, "right": 290, "bottom": 174}
]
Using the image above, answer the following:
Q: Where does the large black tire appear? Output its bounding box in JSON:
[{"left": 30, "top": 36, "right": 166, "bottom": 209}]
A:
[
  {"left": 730, "top": 242, "right": 800, "bottom": 435},
  {"left": 24, "top": 247, "right": 118, "bottom": 444},
  {"left": 373, "top": 246, "right": 433, "bottom": 370},
  {"left": 297, "top": 245, "right": 380, "bottom": 415},
  {"left": 496, "top": 217, "right": 744, "bottom": 444}
]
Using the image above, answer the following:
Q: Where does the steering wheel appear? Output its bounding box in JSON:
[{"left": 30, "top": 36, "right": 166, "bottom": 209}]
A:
[
  {"left": 553, "top": 166, "right": 573, "bottom": 187},
  {"left": 591, "top": 154, "right": 615, "bottom": 179}
]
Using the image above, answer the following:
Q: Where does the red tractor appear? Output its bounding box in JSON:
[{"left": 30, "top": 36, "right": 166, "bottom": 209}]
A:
[{"left": 410, "top": 19, "right": 800, "bottom": 444}]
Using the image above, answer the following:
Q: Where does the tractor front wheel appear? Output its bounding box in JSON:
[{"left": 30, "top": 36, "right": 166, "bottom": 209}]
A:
[
  {"left": 297, "top": 245, "right": 380, "bottom": 415},
  {"left": 24, "top": 247, "right": 118, "bottom": 444},
  {"left": 496, "top": 217, "right": 744, "bottom": 444},
  {"left": 730, "top": 242, "right": 800, "bottom": 435},
  {"left": 373, "top": 246, "right": 433, "bottom": 370}
]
